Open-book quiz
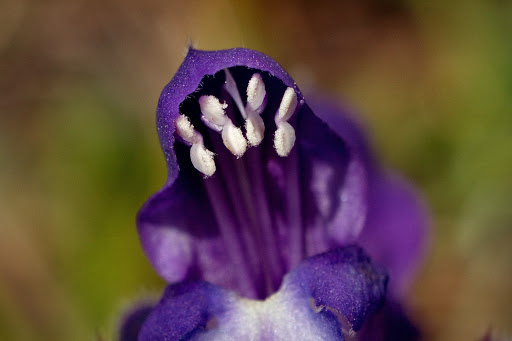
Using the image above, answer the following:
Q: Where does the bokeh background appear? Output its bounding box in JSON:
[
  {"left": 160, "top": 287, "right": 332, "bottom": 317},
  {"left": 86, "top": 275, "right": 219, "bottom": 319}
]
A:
[{"left": 1, "top": 0, "right": 511, "bottom": 340}]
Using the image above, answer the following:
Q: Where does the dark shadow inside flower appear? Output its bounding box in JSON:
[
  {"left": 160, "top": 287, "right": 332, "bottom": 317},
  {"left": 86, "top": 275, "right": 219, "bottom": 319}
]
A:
[{"left": 138, "top": 63, "right": 370, "bottom": 300}]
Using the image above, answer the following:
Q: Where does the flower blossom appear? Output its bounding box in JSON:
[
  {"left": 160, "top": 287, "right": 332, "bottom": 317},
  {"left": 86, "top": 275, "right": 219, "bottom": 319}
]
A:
[{"left": 120, "top": 48, "right": 427, "bottom": 340}]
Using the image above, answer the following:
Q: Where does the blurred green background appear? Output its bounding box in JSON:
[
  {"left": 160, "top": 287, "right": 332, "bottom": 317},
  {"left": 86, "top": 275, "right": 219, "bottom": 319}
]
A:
[{"left": 1, "top": 0, "right": 511, "bottom": 340}]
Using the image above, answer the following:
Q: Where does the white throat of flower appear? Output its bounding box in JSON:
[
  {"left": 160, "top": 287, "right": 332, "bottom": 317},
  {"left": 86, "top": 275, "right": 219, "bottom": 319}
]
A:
[{"left": 175, "top": 69, "right": 298, "bottom": 177}]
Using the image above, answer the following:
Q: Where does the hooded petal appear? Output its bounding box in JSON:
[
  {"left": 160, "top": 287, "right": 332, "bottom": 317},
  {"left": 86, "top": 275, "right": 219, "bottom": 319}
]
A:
[
  {"left": 137, "top": 48, "right": 371, "bottom": 299},
  {"left": 135, "top": 246, "right": 386, "bottom": 341}
]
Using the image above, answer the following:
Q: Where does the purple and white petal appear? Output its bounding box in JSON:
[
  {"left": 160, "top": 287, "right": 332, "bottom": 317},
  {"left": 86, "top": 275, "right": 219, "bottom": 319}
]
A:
[{"left": 136, "top": 246, "right": 386, "bottom": 341}]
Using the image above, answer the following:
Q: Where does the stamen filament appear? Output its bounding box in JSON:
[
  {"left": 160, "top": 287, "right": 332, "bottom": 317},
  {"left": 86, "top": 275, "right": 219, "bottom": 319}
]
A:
[
  {"left": 203, "top": 173, "right": 258, "bottom": 297},
  {"left": 207, "top": 135, "right": 265, "bottom": 297},
  {"left": 246, "top": 149, "right": 285, "bottom": 293},
  {"left": 223, "top": 69, "right": 247, "bottom": 119},
  {"left": 285, "top": 145, "right": 304, "bottom": 268}
]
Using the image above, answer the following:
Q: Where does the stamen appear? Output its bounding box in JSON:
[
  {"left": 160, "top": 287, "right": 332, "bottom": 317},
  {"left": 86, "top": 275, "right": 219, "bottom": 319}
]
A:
[
  {"left": 175, "top": 114, "right": 198, "bottom": 144},
  {"left": 276, "top": 87, "right": 297, "bottom": 122},
  {"left": 175, "top": 115, "right": 216, "bottom": 177},
  {"left": 244, "top": 73, "right": 267, "bottom": 147},
  {"left": 224, "top": 70, "right": 268, "bottom": 147},
  {"left": 274, "top": 88, "right": 298, "bottom": 156},
  {"left": 274, "top": 121, "right": 296, "bottom": 157},
  {"left": 190, "top": 143, "right": 216, "bottom": 177},
  {"left": 198, "top": 95, "right": 230, "bottom": 127},
  {"left": 199, "top": 94, "right": 248, "bottom": 158},
  {"left": 245, "top": 114, "right": 265, "bottom": 147},
  {"left": 246, "top": 73, "right": 266, "bottom": 114},
  {"left": 221, "top": 122, "right": 247, "bottom": 157}
]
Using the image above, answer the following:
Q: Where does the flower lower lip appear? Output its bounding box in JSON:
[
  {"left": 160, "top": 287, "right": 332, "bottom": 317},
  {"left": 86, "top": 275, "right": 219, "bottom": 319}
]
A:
[{"left": 133, "top": 246, "right": 387, "bottom": 341}]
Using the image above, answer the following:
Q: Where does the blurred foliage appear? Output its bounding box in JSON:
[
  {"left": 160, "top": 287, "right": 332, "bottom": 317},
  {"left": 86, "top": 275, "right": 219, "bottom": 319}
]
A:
[{"left": 0, "top": 0, "right": 511, "bottom": 340}]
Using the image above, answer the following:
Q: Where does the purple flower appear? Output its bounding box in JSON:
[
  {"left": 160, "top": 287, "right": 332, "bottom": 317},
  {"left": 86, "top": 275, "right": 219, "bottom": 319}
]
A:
[{"left": 121, "top": 48, "right": 427, "bottom": 340}]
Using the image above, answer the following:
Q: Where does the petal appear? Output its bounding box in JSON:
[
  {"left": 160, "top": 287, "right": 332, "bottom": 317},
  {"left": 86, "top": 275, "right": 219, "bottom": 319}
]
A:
[
  {"left": 155, "top": 48, "right": 299, "bottom": 182},
  {"left": 286, "top": 245, "right": 388, "bottom": 331},
  {"left": 138, "top": 281, "right": 231, "bottom": 340},
  {"left": 136, "top": 246, "right": 386, "bottom": 340},
  {"left": 309, "top": 98, "right": 428, "bottom": 296},
  {"left": 194, "top": 288, "right": 344, "bottom": 341},
  {"left": 308, "top": 98, "right": 375, "bottom": 170},
  {"left": 358, "top": 174, "right": 428, "bottom": 297},
  {"left": 138, "top": 48, "right": 370, "bottom": 299},
  {"left": 118, "top": 302, "right": 154, "bottom": 341}
]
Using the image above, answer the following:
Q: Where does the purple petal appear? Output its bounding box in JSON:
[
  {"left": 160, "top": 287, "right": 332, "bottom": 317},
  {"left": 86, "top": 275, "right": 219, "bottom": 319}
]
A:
[
  {"left": 358, "top": 174, "right": 428, "bottom": 297},
  {"left": 155, "top": 48, "right": 299, "bottom": 180},
  {"left": 136, "top": 246, "right": 387, "bottom": 340},
  {"left": 286, "top": 245, "right": 388, "bottom": 331},
  {"left": 308, "top": 98, "right": 375, "bottom": 170},
  {"left": 309, "top": 98, "right": 428, "bottom": 296},
  {"left": 138, "top": 281, "right": 230, "bottom": 341},
  {"left": 119, "top": 302, "right": 154, "bottom": 341},
  {"left": 138, "top": 48, "right": 370, "bottom": 299}
]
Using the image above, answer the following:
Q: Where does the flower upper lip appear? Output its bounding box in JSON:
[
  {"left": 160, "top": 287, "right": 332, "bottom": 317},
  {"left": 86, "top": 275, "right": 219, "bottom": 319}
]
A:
[
  {"left": 137, "top": 47, "right": 427, "bottom": 301},
  {"left": 137, "top": 48, "right": 371, "bottom": 300},
  {"left": 154, "top": 48, "right": 303, "bottom": 182}
]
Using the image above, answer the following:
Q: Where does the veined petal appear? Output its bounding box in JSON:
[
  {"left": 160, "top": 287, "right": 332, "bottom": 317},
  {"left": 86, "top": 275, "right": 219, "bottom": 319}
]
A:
[{"left": 132, "top": 246, "right": 386, "bottom": 341}]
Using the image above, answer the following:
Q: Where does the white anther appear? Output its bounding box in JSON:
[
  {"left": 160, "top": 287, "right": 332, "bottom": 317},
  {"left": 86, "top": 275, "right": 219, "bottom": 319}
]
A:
[
  {"left": 245, "top": 113, "right": 265, "bottom": 146},
  {"left": 175, "top": 114, "right": 198, "bottom": 144},
  {"left": 199, "top": 94, "right": 248, "bottom": 157},
  {"left": 221, "top": 122, "right": 247, "bottom": 157},
  {"left": 199, "top": 95, "right": 230, "bottom": 127},
  {"left": 274, "top": 121, "right": 296, "bottom": 157},
  {"left": 223, "top": 70, "right": 267, "bottom": 147},
  {"left": 242, "top": 73, "right": 267, "bottom": 147},
  {"left": 190, "top": 143, "right": 216, "bottom": 177},
  {"left": 276, "top": 87, "right": 297, "bottom": 122},
  {"left": 201, "top": 115, "right": 224, "bottom": 132},
  {"left": 175, "top": 115, "right": 216, "bottom": 177},
  {"left": 273, "top": 87, "right": 298, "bottom": 156},
  {"left": 246, "top": 73, "right": 266, "bottom": 113},
  {"left": 224, "top": 69, "right": 247, "bottom": 119}
]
